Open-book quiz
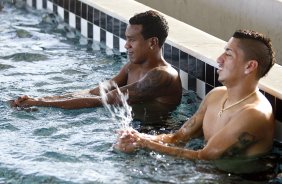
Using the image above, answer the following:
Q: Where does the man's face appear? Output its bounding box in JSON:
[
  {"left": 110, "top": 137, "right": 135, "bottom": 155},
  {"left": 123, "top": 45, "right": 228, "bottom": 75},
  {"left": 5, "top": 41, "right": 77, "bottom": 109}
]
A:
[
  {"left": 124, "top": 24, "right": 151, "bottom": 64},
  {"left": 216, "top": 37, "right": 247, "bottom": 85}
]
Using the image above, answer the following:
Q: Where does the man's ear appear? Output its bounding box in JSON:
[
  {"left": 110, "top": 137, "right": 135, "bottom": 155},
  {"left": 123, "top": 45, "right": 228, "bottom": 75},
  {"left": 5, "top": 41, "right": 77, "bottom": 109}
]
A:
[
  {"left": 149, "top": 37, "right": 159, "bottom": 49},
  {"left": 244, "top": 60, "right": 258, "bottom": 74}
]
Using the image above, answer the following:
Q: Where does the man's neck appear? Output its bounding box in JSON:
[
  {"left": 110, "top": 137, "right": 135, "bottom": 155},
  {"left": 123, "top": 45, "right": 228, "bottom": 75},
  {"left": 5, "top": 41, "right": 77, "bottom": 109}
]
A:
[
  {"left": 140, "top": 52, "right": 164, "bottom": 69},
  {"left": 225, "top": 83, "right": 258, "bottom": 103}
]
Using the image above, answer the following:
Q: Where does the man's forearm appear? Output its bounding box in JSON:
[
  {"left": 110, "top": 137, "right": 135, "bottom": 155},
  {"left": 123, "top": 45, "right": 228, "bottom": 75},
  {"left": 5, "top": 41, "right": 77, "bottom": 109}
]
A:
[
  {"left": 137, "top": 133, "right": 174, "bottom": 144},
  {"left": 33, "top": 97, "right": 103, "bottom": 109},
  {"left": 140, "top": 138, "right": 199, "bottom": 160}
]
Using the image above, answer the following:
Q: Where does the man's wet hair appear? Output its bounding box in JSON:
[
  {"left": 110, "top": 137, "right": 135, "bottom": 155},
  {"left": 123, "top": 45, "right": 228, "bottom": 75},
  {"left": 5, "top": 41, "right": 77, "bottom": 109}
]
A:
[
  {"left": 233, "top": 29, "right": 275, "bottom": 78},
  {"left": 129, "top": 10, "right": 169, "bottom": 47}
]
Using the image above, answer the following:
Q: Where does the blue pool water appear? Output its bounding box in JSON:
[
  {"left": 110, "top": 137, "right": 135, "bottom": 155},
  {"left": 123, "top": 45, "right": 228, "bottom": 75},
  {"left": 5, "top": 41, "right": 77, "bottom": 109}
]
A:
[{"left": 0, "top": 3, "right": 281, "bottom": 184}]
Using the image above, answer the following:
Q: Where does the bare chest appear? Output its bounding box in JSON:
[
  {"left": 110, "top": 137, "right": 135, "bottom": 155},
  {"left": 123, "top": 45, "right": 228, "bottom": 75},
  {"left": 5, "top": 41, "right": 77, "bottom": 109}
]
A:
[
  {"left": 127, "top": 68, "right": 148, "bottom": 84},
  {"left": 203, "top": 105, "right": 232, "bottom": 140}
]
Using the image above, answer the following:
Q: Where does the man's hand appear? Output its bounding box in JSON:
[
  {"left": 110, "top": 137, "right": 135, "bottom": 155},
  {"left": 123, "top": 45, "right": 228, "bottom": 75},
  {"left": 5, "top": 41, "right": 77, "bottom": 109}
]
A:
[
  {"left": 9, "top": 95, "right": 36, "bottom": 108},
  {"left": 114, "top": 128, "right": 144, "bottom": 153}
]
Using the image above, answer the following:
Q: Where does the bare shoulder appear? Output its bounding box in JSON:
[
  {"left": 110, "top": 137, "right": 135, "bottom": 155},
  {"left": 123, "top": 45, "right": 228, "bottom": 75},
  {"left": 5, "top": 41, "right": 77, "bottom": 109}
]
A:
[
  {"left": 246, "top": 92, "right": 273, "bottom": 122},
  {"left": 149, "top": 65, "right": 179, "bottom": 77},
  {"left": 142, "top": 65, "right": 180, "bottom": 85},
  {"left": 232, "top": 92, "right": 274, "bottom": 134},
  {"left": 256, "top": 91, "right": 274, "bottom": 113},
  {"left": 208, "top": 86, "right": 227, "bottom": 95},
  {"left": 203, "top": 86, "right": 227, "bottom": 103}
]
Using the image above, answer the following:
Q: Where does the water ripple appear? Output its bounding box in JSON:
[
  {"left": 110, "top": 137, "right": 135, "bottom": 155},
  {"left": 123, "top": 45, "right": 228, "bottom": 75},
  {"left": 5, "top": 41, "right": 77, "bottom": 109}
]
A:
[
  {"left": 0, "top": 63, "right": 14, "bottom": 70},
  {"left": 0, "top": 123, "right": 19, "bottom": 131},
  {"left": 33, "top": 127, "right": 58, "bottom": 136},
  {"left": 42, "top": 151, "right": 80, "bottom": 163},
  {"left": 16, "top": 28, "right": 32, "bottom": 38},
  {"left": 1, "top": 52, "right": 49, "bottom": 62}
]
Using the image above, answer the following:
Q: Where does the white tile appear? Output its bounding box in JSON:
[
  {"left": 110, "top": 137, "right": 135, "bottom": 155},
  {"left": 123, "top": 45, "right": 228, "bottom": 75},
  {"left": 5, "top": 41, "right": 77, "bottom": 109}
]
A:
[
  {"left": 93, "top": 25, "right": 100, "bottom": 42},
  {"left": 119, "top": 38, "right": 126, "bottom": 53},
  {"left": 81, "top": 18, "right": 88, "bottom": 38},
  {"left": 180, "top": 70, "right": 188, "bottom": 90},
  {"left": 37, "top": 0, "right": 43, "bottom": 10},
  {"left": 106, "top": 31, "right": 113, "bottom": 49},
  {"left": 47, "top": 1, "right": 53, "bottom": 12},
  {"left": 69, "top": 13, "right": 76, "bottom": 29},
  {"left": 27, "top": 0, "right": 32, "bottom": 7},
  {"left": 57, "top": 6, "right": 64, "bottom": 21},
  {"left": 196, "top": 79, "right": 206, "bottom": 99}
]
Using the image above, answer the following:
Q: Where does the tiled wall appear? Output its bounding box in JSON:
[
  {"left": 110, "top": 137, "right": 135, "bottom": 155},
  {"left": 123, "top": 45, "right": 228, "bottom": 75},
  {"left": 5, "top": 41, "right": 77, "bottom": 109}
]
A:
[{"left": 25, "top": 0, "right": 282, "bottom": 141}]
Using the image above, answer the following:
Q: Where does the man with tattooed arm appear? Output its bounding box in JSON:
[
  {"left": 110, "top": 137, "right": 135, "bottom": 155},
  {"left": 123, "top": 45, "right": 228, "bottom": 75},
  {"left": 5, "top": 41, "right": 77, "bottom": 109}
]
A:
[
  {"left": 115, "top": 30, "right": 276, "bottom": 174},
  {"left": 10, "top": 10, "right": 182, "bottom": 114}
]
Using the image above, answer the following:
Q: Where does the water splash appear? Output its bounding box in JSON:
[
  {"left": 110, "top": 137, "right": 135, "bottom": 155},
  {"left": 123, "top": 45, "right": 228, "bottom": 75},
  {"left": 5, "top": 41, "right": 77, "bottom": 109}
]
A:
[{"left": 99, "top": 81, "right": 132, "bottom": 129}]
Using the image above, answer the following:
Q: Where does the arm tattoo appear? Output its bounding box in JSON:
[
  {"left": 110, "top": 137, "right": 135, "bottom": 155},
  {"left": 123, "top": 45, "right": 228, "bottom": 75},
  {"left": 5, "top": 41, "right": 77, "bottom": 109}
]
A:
[
  {"left": 222, "top": 132, "right": 256, "bottom": 157},
  {"left": 174, "top": 116, "right": 201, "bottom": 145}
]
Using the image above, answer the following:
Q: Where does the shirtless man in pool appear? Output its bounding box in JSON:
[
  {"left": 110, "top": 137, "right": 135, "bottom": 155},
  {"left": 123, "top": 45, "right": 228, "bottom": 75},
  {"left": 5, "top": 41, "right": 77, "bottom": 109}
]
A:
[
  {"left": 10, "top": 10, "right": 182, "bottom": 111},
  {"left": 115, "top": 30, "right": 276, "bottom": 168}
]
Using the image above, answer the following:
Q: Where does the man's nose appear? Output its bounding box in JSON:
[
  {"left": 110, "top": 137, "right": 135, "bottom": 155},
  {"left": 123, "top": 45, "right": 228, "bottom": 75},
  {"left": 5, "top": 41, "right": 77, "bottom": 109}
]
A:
[
  {"left": 217, "top": 53, "right": 224, "bottom": 64},
  {"left": 124, "top": 41, "right": 130, "bottom": 49}
]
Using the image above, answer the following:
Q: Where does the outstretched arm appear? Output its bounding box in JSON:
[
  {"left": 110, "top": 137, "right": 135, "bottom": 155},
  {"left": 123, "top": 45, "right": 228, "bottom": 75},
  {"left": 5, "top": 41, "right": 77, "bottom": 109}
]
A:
[
  {"left": 115, "top": 96, "right": 207, "bottom": 158},
  {"left": 115, "top": 128, "right": 199, "bottom": 160},
  {"left": 114, "top": 118, "right": 203, "bottom": 160},
  {"left": 10, "top": 63, "right": 129, "bottom": 109},
  {"left": 10, "top": 65, "right": 179, "bottom": 109},
  {"left": 116, "top": 105, "right": 274, "bottom": 160},
  {"left": 10, "top": 95, "right": 103, "bottom": 109}
]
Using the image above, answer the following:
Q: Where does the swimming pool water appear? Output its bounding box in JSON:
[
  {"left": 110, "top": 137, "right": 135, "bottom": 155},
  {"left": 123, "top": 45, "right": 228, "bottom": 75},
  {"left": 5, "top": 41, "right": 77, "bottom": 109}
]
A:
[{"left": 0, "top": 3, "right": 281, "bottom": 184}]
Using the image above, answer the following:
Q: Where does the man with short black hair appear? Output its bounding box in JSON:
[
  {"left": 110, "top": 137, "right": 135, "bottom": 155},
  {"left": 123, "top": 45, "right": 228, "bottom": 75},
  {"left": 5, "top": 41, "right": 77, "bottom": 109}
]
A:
[{"left": 11, "top": 10, "right": 182, "bottom": 113}]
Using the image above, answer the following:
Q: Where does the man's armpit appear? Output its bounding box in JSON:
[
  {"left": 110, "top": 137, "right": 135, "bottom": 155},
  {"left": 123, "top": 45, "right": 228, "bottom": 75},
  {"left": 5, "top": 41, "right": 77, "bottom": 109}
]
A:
[{"left": 222, "top": 132, "right": 256, "bottom": 157}]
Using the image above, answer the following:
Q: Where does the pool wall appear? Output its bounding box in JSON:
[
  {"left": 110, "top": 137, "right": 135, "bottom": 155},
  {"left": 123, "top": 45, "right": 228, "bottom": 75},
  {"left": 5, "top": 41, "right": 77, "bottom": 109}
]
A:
[
  {"left": 135, "top": 0, "right": 282, "bottom": 66},
  {"left": 24, "top": 0, "right": 282, "bottom": 143}
]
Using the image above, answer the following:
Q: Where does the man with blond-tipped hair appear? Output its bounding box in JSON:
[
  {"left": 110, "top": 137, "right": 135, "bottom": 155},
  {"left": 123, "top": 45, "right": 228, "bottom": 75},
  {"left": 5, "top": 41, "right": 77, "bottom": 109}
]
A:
[{"left": 115, "top": 29, "right": 276, "bottom": 173}]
